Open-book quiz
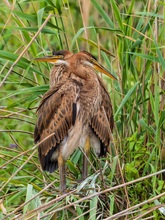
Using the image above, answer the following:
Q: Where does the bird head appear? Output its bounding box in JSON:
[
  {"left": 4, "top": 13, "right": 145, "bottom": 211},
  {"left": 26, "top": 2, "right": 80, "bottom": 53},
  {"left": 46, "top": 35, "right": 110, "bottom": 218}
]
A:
[
  {"left": 75, "top": 51, "right": 117, "bottom": 80},
  {"left": 34, "top": 50, "right": 73, "bottom": 66}
]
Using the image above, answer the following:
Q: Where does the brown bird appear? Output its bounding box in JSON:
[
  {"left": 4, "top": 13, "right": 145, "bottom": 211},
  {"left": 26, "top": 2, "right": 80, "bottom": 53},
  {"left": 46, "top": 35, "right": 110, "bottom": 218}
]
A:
[{"left": 34, "top": 50, "right": 116, "bottom": 193}]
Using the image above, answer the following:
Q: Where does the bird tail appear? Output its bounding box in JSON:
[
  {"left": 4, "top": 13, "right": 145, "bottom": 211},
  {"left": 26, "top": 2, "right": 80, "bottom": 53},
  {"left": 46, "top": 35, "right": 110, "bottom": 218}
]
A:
[{"left": 38, "top": 146, "right": 59, "bottom": 173}]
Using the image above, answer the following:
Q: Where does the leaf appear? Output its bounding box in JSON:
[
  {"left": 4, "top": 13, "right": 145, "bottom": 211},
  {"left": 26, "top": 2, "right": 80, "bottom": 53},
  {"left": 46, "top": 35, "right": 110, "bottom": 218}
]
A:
[
  {"left": 127, "top": 52, "right": 159, "bottom": 62},
  {"left": 0, "top": 85, "right": 48, "bottom": 102},
  {"left": 0, "top": 50, "right": 45, "bottom": 76},
  {"left": 80, "top": 38, "right": 115, "bottom": 57},
  {"left": 110, "top": 0, "right": 123, "bottom": 30},
  {"left": 23, "top": 184, "right": 33, "bottom": 215},
  {"left": 89, "top": 196, "right": 98, "bottom": 220},
  {"left": 91, "top": 0, "right": 114, "bottom": 28},
  {"left": 0, "top": 26, "right": 58, "bottom": 34},
  {"left": 67, "top": 160, "right": 79, "bottom": 178},
  {"left": 71, "top": 26, "right": 122, "bottom": 49},
  {"left": 114, "top": 82, "right": 139, "bottom": 119},
  {"left": 154, "top": 200, "right": 165, "bottom": 216}
]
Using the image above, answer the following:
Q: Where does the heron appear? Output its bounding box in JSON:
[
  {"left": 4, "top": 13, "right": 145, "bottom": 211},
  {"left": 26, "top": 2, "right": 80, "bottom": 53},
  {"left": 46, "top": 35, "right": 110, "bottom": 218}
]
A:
[{"left": 34, "top": 50, "right": 116, "bottom": 193}]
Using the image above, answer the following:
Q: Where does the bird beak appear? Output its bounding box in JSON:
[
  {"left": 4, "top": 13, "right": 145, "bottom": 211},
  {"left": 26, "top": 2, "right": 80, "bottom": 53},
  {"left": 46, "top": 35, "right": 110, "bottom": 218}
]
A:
[
  {"left": 34, "top": 55, "right": 64, "bottom": 63},
  {"left": 92, "top": 60, "right": 117, "bottom": 80}
]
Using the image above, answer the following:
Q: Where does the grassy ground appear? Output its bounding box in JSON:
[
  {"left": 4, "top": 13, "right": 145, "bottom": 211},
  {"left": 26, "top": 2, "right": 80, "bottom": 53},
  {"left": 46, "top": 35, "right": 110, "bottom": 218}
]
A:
[{"left": 0, "top": 0, "right": 165, "bottom": 219}]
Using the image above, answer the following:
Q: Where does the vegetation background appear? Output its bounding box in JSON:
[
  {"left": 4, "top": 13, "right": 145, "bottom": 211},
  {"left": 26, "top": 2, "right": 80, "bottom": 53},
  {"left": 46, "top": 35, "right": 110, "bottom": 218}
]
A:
[{"left": 0, "top": 0, "right": 165, "bottom": 219}]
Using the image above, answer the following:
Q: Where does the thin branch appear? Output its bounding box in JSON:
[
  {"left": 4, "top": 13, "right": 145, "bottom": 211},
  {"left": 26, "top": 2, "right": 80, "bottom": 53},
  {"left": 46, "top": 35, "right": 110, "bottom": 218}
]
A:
[
  {"left": 20, "top": 169, "right": 165, "bottom": 219},
  {"left": 105, "top": 195, "right": 165, "bottom": 220}
]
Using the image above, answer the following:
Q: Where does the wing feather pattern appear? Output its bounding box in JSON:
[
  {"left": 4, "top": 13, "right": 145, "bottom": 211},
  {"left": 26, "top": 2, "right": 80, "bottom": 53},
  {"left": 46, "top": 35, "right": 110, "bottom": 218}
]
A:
[
  {"left": 34, "top": 80, "right": 80, "bottom": 172},
  {"left": 91, "top": 77, "right": 114, "bottom": 156}
]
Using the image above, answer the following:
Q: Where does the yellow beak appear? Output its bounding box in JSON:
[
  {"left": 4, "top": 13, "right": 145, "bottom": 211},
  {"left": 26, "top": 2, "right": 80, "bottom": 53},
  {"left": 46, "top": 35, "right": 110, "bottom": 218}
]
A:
[
  {"left": 34, "top": 55, "right": 64, "bottom": 63},
  {"left": 93, "top": 60, "right": 117, "bottom": 80}
]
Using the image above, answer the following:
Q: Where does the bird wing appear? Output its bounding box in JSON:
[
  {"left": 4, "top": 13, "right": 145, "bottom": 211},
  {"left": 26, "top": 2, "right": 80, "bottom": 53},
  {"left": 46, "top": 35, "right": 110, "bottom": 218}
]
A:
[
  {"left": 34, "top": 80, "right": 80, "bottom": 162},
  {"left": 90, "top": 77, "right": 114, "bottom": 154}
]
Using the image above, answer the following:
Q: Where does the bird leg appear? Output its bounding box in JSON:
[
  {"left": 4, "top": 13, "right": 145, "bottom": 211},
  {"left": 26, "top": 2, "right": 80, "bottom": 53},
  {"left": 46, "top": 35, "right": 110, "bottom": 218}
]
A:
[
  {"left": 58, "top": 152, "right": 66, "bottom": 193},
  {"left": 82, "top": 136, "right": 90, "bottom": 180}
]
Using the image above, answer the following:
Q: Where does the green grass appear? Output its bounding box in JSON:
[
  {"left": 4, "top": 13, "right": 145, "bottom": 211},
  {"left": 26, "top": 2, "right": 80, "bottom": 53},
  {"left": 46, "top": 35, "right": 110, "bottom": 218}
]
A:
[{"left": 0, "top": 0, "right": 165, "bottom": 219}]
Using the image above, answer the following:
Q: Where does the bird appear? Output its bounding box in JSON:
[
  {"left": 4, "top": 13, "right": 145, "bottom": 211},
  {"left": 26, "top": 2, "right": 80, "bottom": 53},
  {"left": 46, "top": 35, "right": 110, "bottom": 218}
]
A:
[{"left": 34, "top": 50, "right": 116, "bottom": 193}]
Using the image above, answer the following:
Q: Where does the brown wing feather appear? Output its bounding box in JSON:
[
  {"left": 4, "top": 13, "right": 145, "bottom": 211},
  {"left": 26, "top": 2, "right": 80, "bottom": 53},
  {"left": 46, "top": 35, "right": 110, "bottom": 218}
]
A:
[
  {"left": 34, "top": 83, "right": 62, "bottom": 143},
  {"left": 91, "top": 77, "right": 114, "bottom": 153},
  {"left": 34, "top": 79, "right": 80, "bottom": 172}
]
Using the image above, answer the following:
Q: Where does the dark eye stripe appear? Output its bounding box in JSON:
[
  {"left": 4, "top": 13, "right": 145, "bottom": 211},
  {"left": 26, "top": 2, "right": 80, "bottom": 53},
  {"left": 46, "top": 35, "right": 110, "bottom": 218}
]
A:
[{"left": 52, "top": 50, "right": 68, "bottom": 56}]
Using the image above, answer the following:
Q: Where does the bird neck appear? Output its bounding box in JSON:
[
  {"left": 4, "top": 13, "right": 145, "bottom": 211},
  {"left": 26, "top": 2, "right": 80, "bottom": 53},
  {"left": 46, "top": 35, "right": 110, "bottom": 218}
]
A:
[{"left": 50, "top": 65, "right": 69, "bottom": 87}]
